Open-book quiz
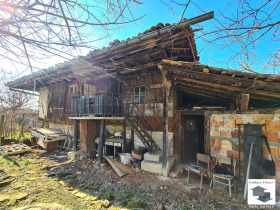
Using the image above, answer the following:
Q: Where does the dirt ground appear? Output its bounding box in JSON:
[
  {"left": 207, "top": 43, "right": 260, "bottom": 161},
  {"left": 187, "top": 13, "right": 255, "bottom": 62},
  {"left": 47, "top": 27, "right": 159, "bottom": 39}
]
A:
[{"left": 0, "top": 147, "right": 273, "bottom": 209}]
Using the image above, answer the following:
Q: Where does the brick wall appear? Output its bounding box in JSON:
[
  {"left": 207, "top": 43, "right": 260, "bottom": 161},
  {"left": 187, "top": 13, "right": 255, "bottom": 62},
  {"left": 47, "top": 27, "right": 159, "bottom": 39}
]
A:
[{"left": 210, "top": 114, "right": 280, "bottom": 183}]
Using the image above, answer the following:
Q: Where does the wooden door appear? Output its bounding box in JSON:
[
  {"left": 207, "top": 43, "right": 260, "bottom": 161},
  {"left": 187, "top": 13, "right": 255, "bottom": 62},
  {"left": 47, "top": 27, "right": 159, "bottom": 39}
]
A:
[{"left": 182, "top": 116, "right": 204, "bottom": 164}]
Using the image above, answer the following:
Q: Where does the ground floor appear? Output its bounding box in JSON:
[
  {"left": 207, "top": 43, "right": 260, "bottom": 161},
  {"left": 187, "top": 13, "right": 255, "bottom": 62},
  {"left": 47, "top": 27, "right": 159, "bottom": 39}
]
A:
[{"left": 0, "top": 147, "right": 254, "bottom": 209}]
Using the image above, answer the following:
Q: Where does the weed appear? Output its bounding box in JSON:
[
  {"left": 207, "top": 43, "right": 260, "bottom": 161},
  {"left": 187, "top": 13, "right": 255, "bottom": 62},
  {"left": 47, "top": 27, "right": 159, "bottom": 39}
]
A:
[
  {"left": 181, "top": 202, "right": 193, "bottom": 210},
  {"left": 115, "top": 190, "right": 134, "bottom": 206},
  {"left": 2, "top": 155, "right": 16, "bottom": 165},
  {"left": 23, "top": 160, "right": 30, "bottom": 165}
]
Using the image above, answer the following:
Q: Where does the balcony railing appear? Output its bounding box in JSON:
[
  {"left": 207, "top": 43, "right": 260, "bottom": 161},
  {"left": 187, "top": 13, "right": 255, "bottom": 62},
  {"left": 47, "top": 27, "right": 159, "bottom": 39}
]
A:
[{"left": 70, "top": 92, "right": 122, "bottom": 117}]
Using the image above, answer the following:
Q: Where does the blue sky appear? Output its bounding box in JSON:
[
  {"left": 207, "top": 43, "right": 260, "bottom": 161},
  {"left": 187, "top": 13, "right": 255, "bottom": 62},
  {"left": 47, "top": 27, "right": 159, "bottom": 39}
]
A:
[
  {"left": 95, "top": 0, "right": 279, "bottom": 74},
  {"left": 3, "top": 0, "right": 279, "bottom": 77}
]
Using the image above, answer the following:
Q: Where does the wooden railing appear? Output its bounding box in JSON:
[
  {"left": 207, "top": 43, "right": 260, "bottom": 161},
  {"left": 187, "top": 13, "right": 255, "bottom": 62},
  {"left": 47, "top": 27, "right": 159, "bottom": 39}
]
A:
[{"left": 70, "top": 92, "right": 122, "bottom": 117}]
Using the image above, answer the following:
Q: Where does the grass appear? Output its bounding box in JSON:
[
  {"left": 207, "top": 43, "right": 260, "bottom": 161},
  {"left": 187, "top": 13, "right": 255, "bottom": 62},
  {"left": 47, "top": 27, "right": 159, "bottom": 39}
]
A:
[
  {"left": 22, "top": 160, "right": 30, "bottom": 165},
  {"left": 2, "top": 155, "right": 16, "bottom": 165},
  {"left": 0, "top": 154, "right": 146, "bottom": 210},
  {"left": 6, "top": 132, "right": 31, "bottom": 141},
  {"left": 0, "top": 156, "right": 103, "bottom": 209}
]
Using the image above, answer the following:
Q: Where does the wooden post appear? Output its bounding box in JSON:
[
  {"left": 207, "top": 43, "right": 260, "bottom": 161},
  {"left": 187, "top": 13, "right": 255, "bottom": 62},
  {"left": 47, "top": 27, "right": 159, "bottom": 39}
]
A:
[
  {"left": 236, "top": 94, "right": 250, "bottom": 112},
  {"left": 163, "top": 82, "right": 167, "bottom": 175},
  {"left": 40, "top": 116, "right": 47, "bottom": 128},
  {"left": 0, "top": 115, "right": 4, "bottom": 146},
  {"left": 241, "top": 94, "right": 250, "bottom": 112},
  {"left": 162, "top": 75, "right": 170, "bottom": 176},
  {"left": 123, "top": 120, "right": 127, "bottom": 153},
  {"left": 32, "top": 114, "right": 35, "bottom": 128},
  {"left": 98, "top": 120, "right": 105, "bottom": 163},
  {"left": 244, "top": 143, "right": 254, "bottom": 199},
  {"left": 73, "top": 119, "right": 78, "bottom": 152}
]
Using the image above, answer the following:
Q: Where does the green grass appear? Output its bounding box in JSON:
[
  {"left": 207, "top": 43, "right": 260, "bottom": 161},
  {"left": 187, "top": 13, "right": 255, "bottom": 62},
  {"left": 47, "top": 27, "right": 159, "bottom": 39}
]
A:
[
  {"left": 6, "top": 132, "right": 31, "bottom": 140},
  {"left": 0, "top": 155, "right": 131, "bottom": 210},
  {"left": 22, "top": 160, "right": 30, "bottom": 165},
  {"left": 2, "top": 155, "right": 16, "bottom": 165}
]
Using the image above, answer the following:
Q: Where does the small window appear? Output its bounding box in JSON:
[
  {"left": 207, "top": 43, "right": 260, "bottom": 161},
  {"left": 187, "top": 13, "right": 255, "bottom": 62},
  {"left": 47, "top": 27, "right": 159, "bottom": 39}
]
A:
[
  {"left": 69, "top": 85, "right": 78, "bottom": 94},
  {"left": 134, "top": 86, "right": 146, "bottom": 103}
]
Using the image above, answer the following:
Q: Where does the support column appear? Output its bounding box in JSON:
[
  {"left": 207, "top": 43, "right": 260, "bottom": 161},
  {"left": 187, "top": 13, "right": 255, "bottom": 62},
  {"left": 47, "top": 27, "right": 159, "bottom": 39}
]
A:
[
  {"left": 160, "top": 65, "right": 172, "bottom": 176},
  {"left": 73, "top": 119, "right": 78, "bottom": 152},
  {"left": 163, "top": 79, "right": 167, "bottom": 174},
  {"left": 236, "top": 93, "right": 250, "bottom": 112},
  {"left": 123, "top": 120, "right": 127, "bottom": 153},
  {"left": 98, "top": 120, "right": 105, "bottom": 163},
  {"left": 162, "top": 74, "right": 172, "bottom": 176}
]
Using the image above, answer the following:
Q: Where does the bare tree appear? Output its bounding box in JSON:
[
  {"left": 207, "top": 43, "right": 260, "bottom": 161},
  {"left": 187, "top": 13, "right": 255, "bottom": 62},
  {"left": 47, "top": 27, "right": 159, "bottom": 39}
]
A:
[
  {"left": 161, "top": 0, "right": 280, "bottom": 74},
  {"left": 0, "top": 70, "right": 37, "bottom": 139},
  {"left": 0, "top": 0, "right": 143, "bottom": 76}
]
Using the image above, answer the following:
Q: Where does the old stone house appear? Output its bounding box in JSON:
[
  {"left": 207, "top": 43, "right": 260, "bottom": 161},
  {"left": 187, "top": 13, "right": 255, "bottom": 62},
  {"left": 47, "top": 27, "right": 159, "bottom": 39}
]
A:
[{"left": 7, "top": 12, "right": 280, "bottom": 191}]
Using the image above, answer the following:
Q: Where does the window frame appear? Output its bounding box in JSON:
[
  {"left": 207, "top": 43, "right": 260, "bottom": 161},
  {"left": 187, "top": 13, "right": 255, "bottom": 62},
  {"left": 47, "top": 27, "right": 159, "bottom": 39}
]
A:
[
  {"left": 69, "top": 84, "right": 78, "bottom": 94},
  {"left": 134, "top": 86, "right": 146, "bottom": 104}
]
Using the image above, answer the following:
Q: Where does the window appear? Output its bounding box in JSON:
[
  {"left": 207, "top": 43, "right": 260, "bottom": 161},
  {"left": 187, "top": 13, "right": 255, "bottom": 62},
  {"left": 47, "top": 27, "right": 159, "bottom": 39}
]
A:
[
  {"left": 134, "top": 86, "right": 146, "bottom": 103},
  {"left": 69, "top": 85, "right": 78, "bottom": 94}
]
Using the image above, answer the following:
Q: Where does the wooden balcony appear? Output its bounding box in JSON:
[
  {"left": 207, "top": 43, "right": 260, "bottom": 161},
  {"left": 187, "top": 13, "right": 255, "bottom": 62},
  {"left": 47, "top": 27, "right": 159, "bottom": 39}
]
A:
[{"left": 70, "top": 92, "right": 122, "bottom": 117}]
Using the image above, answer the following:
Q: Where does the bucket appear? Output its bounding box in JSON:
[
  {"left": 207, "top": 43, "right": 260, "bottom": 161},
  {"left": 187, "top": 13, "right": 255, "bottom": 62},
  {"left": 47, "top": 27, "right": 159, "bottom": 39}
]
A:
[{"left": 120, "top": 153, "right": 132, "bottom": 164}]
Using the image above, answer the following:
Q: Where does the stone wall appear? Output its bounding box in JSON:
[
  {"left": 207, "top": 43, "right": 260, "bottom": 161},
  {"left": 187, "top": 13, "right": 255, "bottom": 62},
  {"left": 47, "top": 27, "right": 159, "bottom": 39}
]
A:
[{"left": 210, "top": 113, "right": 280, "bottom": 183}]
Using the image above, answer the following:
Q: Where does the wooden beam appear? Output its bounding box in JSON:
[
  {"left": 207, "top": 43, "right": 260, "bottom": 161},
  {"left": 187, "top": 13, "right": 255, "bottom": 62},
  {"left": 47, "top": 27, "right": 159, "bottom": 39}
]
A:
[
  {"left": 166, "top": 47, "right": 191, "bottom": 50},
  {"left": 176, "top": 82, "right": 237, "bottom": 97},
  {"left": 120, "top": 62, "right": 157, "bottom": 74},
  {"left": 123, "top": 120, "right": 127, "bottom": 153},
  {"left": 177, "top": 86, "right": 232, "bottom": 101},
  {"left": 241, "top": 94, "right": 250, "bottom": 112},
  {"left": 162, "top": 74, "right": 168, "bottom": 176},
  {"left": 98, "top": 120, "right": 105, "bottom": 163},
  {"left": 172, "top": 76, "right": 280, "bottom": 99},
  {"left": 169, "top": 67, "right": 254, "bottom": 87},
  {"left": 74, "top": 119, "right": 78, "bottom": 152}
]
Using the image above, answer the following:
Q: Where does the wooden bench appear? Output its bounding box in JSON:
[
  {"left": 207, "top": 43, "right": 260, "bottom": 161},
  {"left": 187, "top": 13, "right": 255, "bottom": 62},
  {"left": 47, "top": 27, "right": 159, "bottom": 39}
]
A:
[{"left": 185, "top": 153, "right": 211, "bottom": 190}]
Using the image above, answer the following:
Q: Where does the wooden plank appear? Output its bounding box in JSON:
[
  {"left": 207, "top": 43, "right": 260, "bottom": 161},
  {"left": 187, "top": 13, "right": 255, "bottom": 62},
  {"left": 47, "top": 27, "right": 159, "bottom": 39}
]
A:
[
  {"left": 103, "top": 155, "right": 132, "bottom": 177},
  {"left": 0, "top": 144, "right": 31, "bottom": 155},
  {"left": 79, "top": 120, "right": 87, "bottom": 152},
  {"left": 86, "top": 120, "right": 100, "bottom": 155},
  {"left": 69, "top": 117, "right": 125, "bottom": 120}
]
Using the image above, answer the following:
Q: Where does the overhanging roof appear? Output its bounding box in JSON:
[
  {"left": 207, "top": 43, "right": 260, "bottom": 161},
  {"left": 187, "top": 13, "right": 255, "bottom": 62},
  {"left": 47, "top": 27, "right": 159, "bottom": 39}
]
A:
[
  {"left": 6, "top": 12, "right": 214, "bottom": 91},
  {"left": 159, "top": 60, "right": 280, "bottom": 107}
]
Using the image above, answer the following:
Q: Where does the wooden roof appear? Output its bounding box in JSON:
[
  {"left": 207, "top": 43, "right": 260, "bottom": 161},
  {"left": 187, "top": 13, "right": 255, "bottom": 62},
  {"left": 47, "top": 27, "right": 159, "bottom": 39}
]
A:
[
  {"left": 7, "top": 12, "right": 215, "bottom": 90},
  {"left": 159, "top": 60, "right": 280, "bottom": 107}
]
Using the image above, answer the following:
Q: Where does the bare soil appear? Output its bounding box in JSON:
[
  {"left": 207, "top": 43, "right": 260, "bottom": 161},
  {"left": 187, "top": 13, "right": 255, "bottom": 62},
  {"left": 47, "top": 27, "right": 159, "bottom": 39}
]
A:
[{"left": 0, "top": 147, "right": 271, "bottom": 209}]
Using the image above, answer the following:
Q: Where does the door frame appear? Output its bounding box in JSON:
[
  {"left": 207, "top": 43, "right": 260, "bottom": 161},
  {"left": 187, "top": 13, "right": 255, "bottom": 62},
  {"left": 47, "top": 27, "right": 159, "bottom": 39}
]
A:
[{"left": 173, "top": 110, "right": 210, "bottom": 163}]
